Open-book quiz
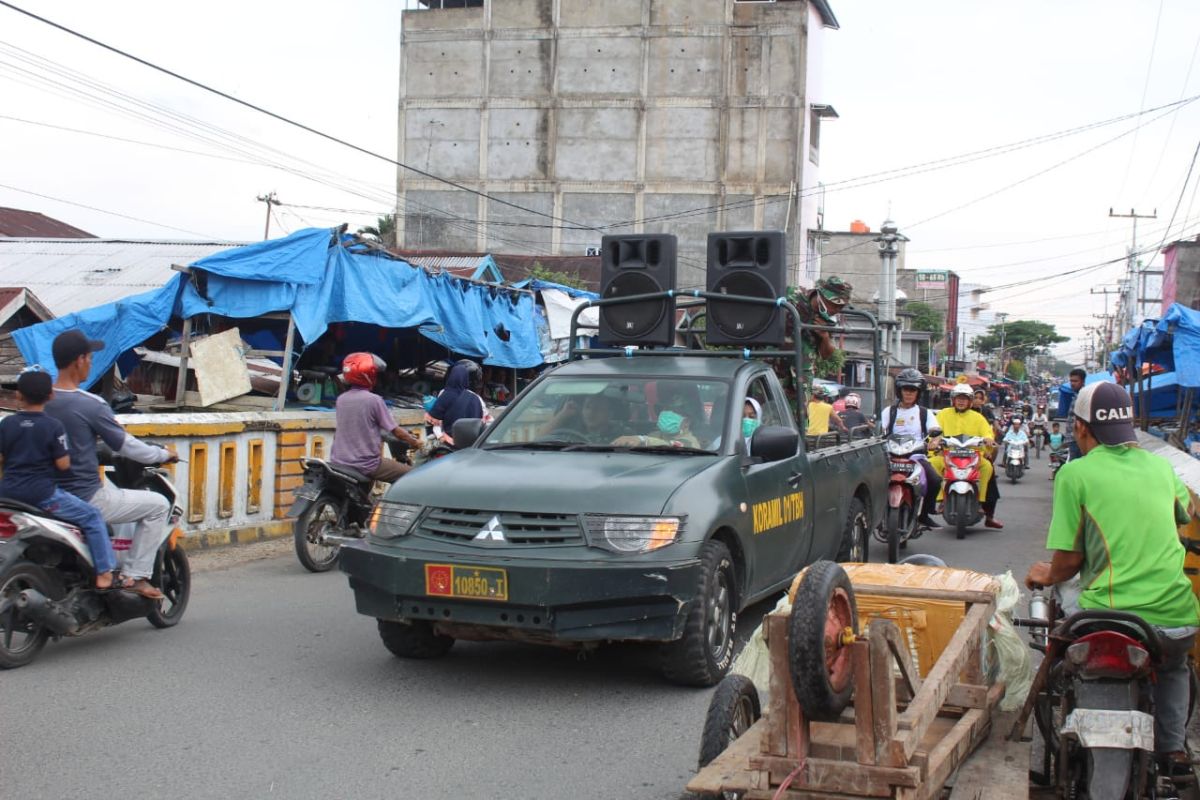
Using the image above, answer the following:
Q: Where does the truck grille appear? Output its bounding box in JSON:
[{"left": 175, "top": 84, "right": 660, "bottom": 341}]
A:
[{"left": 417, "top": 508, "right": 584, "bottom": 546}]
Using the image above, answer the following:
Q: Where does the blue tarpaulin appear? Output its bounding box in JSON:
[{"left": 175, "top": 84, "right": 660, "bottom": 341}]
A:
[
  {"left": 1157, "top": 304, "right": 1200, "bottom": 388},
  {"left": 1056, "top": 370, "right": 1115, "bottom": 417},
  {"left": 15, "top": 227, "right": 545, "bottom": 389}
]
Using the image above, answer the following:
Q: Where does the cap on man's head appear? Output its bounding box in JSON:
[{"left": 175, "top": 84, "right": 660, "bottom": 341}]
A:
[
  {"left": 1073, "top": 381, "right": 1137, "bottom": 446},
  {"left": 52, "top": 330, "right": 104, "bottom": 369},
  {"left": 16, "top": 368, "right": 52, "bottom": 403}
]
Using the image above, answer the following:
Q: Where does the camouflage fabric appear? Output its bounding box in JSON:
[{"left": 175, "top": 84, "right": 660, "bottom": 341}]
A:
[{"left": 783, "top": 277, "right": 853, "bottom": 398}]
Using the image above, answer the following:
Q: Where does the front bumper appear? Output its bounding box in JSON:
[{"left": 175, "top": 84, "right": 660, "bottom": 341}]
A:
[{"left": 339, "top": 541, "right": 702, "bottom": 643}]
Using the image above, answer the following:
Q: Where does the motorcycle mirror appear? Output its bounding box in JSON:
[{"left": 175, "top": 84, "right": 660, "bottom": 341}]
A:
[{"left": 452, "top": 418, "right": 487, "bottom": 449}]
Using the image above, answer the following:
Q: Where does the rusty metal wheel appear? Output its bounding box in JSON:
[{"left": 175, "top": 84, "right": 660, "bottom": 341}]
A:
[{"left": 787, "top": 560, "right": 858, "bottom": 721}]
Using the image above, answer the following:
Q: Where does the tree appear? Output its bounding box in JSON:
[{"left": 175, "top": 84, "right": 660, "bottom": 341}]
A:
[
  {"left": 357, "top": 214, "right": 396, "bottom": 247},
  {"left": 906, "top": 301, "right": 944, "bottom": 370},
  {"left": 527, "top": 261, "right": 588, "bottom": 290},
  {"left": 1006, "top": 359, "right": 1027, "bottom": 381},
  {"left": 971, "top": 320, "right": 1069, "bottom": 361}
]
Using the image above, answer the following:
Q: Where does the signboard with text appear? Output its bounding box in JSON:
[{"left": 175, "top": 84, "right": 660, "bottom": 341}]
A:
[{"left": 915, "top": 270, "right": 948, "bottom": 289}]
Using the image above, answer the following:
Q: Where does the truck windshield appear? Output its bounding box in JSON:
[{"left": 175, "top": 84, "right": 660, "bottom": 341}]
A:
[{"left": 483, "top": 376, "right": 729, "bottom": 452}]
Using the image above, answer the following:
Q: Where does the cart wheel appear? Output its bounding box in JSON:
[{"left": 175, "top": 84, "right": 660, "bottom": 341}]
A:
[
  {"left": 698, "top": 674, "right": 761, "bottom": 774},
  {"left": 788, "top": 560, "right": 858, "bottom": 722}
]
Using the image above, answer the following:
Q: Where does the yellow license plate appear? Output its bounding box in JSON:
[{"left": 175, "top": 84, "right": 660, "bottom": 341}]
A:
[{"left": 424, "top": 564, "right": 509, "bottom": 602}]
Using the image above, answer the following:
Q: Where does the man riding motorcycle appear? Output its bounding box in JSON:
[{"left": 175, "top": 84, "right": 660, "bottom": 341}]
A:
[
  {"left": 330, "top": 352, "right": 420, "bottom": 482},
  {"left": 932, "top": 383, "right": 1002, "bottom": 528},
  {"left": 879, "top": 368, "right": 941, "bottom": 528},
  {"left": 46, "top": 330, "right": 177, "bottom": 600},
  {"left": 1024, "top": 382, "right": 1199, "bottom": 772}
]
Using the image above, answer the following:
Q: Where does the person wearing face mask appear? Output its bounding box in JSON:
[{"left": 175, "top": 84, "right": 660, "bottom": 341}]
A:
[
  {"left": 613, "top": 404, "right": 701, "bottom": 449},
  {"left": 741, "top": 398, "right": 762, "bottom": 445}
]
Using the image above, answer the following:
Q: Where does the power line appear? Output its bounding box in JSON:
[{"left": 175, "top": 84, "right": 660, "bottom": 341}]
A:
[
  {"left": 0, "top": 0, "right": 601, "bottom": 233},
  {"left": 0, "top": 181, "right": 222, "bottom": 239}
]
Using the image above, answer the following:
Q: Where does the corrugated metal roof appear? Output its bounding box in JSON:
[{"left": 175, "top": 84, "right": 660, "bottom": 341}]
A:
[
  {"left": 0, "top": 208, "right": 96, "bottom": 238},
  {"left": 0, "top": 238, "right": 242, "bottom": 316}
]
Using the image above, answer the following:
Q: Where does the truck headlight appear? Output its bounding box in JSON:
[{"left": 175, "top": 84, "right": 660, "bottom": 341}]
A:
[
  {"left": 586, "top": 516, "right": 683, "bottom": 554},
  {"left": 370, "top": 502, "right": 423, "bottom": 539}
]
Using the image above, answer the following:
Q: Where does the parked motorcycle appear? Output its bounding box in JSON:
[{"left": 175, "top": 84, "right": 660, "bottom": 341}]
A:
[
  {"left": 1005, "top": 441, "right": 1027, "bottom": 483},
  {"left": 1013, "top": 592, "right": 1189, "bottom": 799},
  {"left": 0, "top": 449, "right": 190, "bottom": 669},
  {"left": 938, "top": 435, "right": 986, "bottom": 540},
  {"left": 291, "top": 435, "right": 414, "bottom": 572},
  {"left": 1031, "top": 423, "right": 1046, "bottom": 459},
  {"left": 879, "top": 435, "right": 929, "bottom": 563}
]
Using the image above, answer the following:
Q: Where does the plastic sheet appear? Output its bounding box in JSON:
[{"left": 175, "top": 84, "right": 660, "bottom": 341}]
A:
[
  {"left": 788, "top": 562, "right": 1000, "bottom": 602},
  {"left": 989, "top": 571, "right": 1032, "bottom": 711}
]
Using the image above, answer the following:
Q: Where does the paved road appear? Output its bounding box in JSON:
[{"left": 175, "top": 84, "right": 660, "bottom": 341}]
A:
[{"left": 0, "top": 457, "right": 1056, "bottom": 800}]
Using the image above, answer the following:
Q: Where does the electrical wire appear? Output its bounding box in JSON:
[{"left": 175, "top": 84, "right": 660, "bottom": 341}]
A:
[
  {"left": 0, "top": 180, "right": 223, "bottom": 239},
  {"left": 1114, "top": 0, "right": 1164, "bottom": 201}
]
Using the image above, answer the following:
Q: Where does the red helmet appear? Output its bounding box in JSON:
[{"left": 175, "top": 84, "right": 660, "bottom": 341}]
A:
[{"left": 341, "top": 352, "right": 386, "bottom": 389}]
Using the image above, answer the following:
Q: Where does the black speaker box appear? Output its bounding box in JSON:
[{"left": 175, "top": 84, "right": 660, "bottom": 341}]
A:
[
  {"left": 598, "top": 234, "right": 677, "bottom": 347},
  {"left": 705, "top": 230, "right": 787, "bottom": 346}
]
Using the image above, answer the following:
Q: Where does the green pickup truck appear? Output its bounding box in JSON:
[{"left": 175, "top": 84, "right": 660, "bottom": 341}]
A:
[{"left": 341, "top": 339, "right": 889, "bottom": 685}]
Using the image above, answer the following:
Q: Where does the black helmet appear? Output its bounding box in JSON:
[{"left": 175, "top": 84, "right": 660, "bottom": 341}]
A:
[
  {"left": 894, "top": 368, "right": 924, "bottom": 392},
  {"left": 456, "top": 359, "right": 483, "bottom": 390}
]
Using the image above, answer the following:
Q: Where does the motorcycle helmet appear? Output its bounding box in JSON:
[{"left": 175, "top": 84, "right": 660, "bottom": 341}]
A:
[
  {"left": 950, "top": 383, "right": 974, "bottom": 400},
  {"left": 1011, "top": 415, "right": 1024, "bottom": 425},
  {"left": 455, "top": 358, "right": 483, "bottom": 391},
  {"left": 894, "top": 368, "right": 925, "bottom": 393},
  {"left": 342, "top": 352, "right": 386, "bottom": 389},
  {"left": 898, "top": 553, "right": 948, "bottom": 568},
  {"left": 845, "top": 393, "right": 862, "bottom": 410}
]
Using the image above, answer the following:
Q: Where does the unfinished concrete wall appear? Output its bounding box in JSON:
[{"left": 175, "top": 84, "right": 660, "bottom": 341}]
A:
[
  {"left": 396, "top": 0, "right": 819, "bottom": 284},
  {"left": 819, "top": 231, "right": 909, "bottom": 311}
]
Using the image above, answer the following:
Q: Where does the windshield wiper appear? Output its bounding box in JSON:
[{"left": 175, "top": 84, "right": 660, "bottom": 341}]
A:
[
  {"left": 561, "top": 444, "right": 622, "bottom": 452},
  {"left": 627, "top": 445, "right": 714, "bottom": 455},
  {"left": 482, "top": 441, "right": 575, "bottom": 451}
]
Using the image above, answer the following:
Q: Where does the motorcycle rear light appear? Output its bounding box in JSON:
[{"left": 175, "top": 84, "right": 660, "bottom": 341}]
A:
[
  {"left": 1067, "top": 631, "right": 1150, "bottom": 678},
  {"left": 0, "top": 512, "right": 15, "bottom": 538}
]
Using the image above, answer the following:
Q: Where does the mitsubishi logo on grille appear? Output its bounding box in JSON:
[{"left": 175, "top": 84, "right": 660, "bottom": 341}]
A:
[{"left": 474, "top": 515, "right": 507, "bottom": 542}]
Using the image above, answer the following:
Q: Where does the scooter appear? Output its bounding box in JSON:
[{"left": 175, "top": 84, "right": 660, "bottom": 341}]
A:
[
  {"left": 0, "top": 449, "right": 190, "bottom": 669},
  {"left": 878, "top": 434, "right": 929, "bottom": 563},
  {"left": 1012, "top": 591, "right": 1191, "bottom": 799},
  {"left": 290, "top": 435, "right": 412, "bottom": 573},
  {"left": 1005, "top": 441, "right": 1027, "bottom": 483},
  {"left": 1050, "top": 445, "right": 1071, "bottom": 480},
  {"left": 939, "top": 435, "right": 986, "bottom": 540}
]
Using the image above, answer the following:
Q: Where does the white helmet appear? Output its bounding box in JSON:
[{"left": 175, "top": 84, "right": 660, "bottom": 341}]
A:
[
  {"left": 845, "top": 393, "right": 861, "bottom": 409},
  {"left": 950, "top": 384, "right": 974, "bottom": 399}
]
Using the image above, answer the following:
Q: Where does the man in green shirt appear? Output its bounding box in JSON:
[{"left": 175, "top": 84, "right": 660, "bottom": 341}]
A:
[{"left": 1025, "top": 381, "right": 1199, "bottom": 764}]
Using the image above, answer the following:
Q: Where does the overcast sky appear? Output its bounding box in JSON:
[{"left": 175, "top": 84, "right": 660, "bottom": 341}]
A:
[{"left": 1, "top": 0, "right": 1198, "bottom": 364}]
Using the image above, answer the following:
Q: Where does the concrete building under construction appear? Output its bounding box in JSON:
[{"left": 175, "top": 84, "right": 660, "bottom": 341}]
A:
[{"left": 395, "top": 0, "right": 839, "bottom": 289}]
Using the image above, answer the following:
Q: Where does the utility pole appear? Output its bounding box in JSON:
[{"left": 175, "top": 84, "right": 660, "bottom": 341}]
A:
[
  {"left": 995, "top": 312, "right": 1008, "bottom": 376},
  {"left": 1107, "top": 207, "right": 1156, "bottom": 339},
  {"left": 256, "top": 191, "right": 281, "bottom": 240},
  {"left": 875, "top": 219, "right": 908, "bottom": 369},
  {"left": 1090, "top": 285, "right": 1121, "bottom": 356}
]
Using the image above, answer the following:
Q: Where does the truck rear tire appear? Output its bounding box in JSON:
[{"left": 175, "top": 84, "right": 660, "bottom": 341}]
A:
[
  {"left": 698, "top": 673, "right": 761, "bottom": 770},
  {"left": 377, "top": 619, "right": 454, "bottom": 659},
  {"left": 788, "top": 560, "right": 858, "bottom": 722},
  {"left": 661, "top": 540, "right": 736, "bottom": 687},
  {"left": 836, "top": 497, "right": 870, "bottom": 563}
]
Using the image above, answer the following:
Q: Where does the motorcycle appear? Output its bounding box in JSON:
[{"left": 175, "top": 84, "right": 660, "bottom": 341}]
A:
[
  {"left": 290, "top": 434, "right": 414, "bottom": 572},
  {"left": 938, "top": 435, "right": 986, "bottom": 540},
  {"left": 0, "top": 449, "right": 190, "bottom": 669},
  {"left": 1031, "top": 423, "right": 1046, "bottom": 459},
  {"left": 1005, "top": 441, "right": 1027, "bottom": 483},
  {"left": 1050, "top": 445, "right": 1071, "bottom": 480},
  {"left": 1012, "top": 591, "right": 1189, "bottom": 799},
  {"left": 878, "top": 434, "right": 929, "bottom": 563}
]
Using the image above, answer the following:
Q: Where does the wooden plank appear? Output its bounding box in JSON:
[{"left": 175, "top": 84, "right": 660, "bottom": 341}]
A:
[
  {"left": 896, "top": 601, "right": 993, "bottom": 759},
  {"left": 869, "top": 619, "right": 901, "bottom": 767},
  {"left": 852, "top": 640, "right": 876, "bottom": 765},
  {"left": 275, "top": 314, "right": 295, "bottom": 413},
  {"left": 765, "top": 611, "right": 792, "bottom": 757},
  {"left": 850, "top": 582, "right": 997, "bottom": 605},
  {"left": 947, "top": 682, "right": 992, "bottom": 710},
  {"left": 876, "top": 617, "right": 922, "bottom": 699},
  {"left": 686, "top": 718, "right": 766, "bottom": 795},
  {"left": 174, "top": 315, "right": 192, "bottom": 408},
  {"left": 750, "top": 754, "right": 921, "bottom": 792},
  {"left": 919, "top": 708, "right": 990, "bottom": 800},
  {"left": 947, "top": 710, "right": 1031, "bottom": 800}
]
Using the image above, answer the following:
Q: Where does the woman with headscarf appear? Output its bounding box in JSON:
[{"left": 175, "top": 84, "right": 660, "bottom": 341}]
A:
[{"left": 427, "top": 360, "right": 490, "bottom": 445}]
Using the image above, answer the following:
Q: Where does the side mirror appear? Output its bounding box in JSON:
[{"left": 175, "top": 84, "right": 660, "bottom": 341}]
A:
[
  {"left": 451, "top": 418, "right": 486, "bottom": 449},
  {"left": 749, "top": 425, "right": 799, "bottom": 463}
]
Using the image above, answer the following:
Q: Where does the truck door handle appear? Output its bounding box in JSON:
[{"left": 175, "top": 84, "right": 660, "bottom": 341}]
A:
[{"left": 787, "top": 471, "right": 803, "bottom": 488}]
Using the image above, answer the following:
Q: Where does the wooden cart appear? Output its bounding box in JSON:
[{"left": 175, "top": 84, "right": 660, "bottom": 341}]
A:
[{"left": 688, "top": 561, "right": 1007, "bottom": 800}]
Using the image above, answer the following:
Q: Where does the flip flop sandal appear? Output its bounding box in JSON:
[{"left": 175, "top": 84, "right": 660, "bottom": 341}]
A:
[{"left": 121, "top": 580, "right": 165, "bottom": 600}]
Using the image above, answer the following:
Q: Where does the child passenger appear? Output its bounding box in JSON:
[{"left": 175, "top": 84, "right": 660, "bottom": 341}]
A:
[{"left": 0, "top": 369, "right": 115, "bottom": 589}]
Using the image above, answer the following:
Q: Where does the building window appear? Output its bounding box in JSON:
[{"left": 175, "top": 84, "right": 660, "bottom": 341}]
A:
[
  {"left": 406, "top": 0, "right": 483, "bottom": 9},
  {"left": 809, "top": 105, "right": 839, "bottom": 166}
]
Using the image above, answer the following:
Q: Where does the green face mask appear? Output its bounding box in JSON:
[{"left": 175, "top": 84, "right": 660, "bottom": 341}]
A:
[
  {"left": 657, "top": 410, "right": 683, "bottom": 435},
  {"left": 742, "top": 417, "right": 761, "bottom": 438}
]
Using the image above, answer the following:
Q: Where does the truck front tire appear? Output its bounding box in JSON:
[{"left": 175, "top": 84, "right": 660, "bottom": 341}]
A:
[
  {"left": 377, "top": 619, "right": 455, "bottom": 659},
  {"left": 661, "top": 540, "right": 736, "bottom": 687}
]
